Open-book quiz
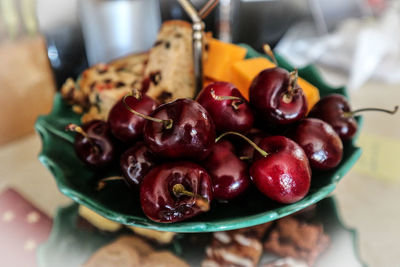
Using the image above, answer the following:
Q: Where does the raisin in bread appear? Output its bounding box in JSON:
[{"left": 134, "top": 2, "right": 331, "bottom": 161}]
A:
[{"left": 144, "top": 20, "right": 209, "bottom": 103}]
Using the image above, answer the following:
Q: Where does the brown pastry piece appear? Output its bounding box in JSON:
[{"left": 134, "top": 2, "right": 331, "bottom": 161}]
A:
[
  {"left": 61, "top": 77, "right": 87, "bottom": 107},
  {"left": 141, "top": 251, "right": 190, "bottom": 267},
  {"left": 110, "top": 52, "right": 149, "bottom": 75},
  {"left": 78, "top": 205, "right": 176, "bottom": 245},
  {"left": 263, "top": 217, "right": 330, "bottom": 266},
  {"left": 114, "top": 235, "right": 154, "bottom": 256},
  {"left": 80, "top": 105, "right": 104, "bottom": 124},
  {"left": 78, "top": 205, "right": 122, "bottom": 232},
  {"left": 83, "top": 86, "right": 132, "bottom": 122},
  {"left": 82, "top": 235, "right": 153, "bottom": 267},
  {"left": 81, "top": 53, "right": 148, "bottom": 98},
  {"left": 61, "top": 52, "right": 148, "bottom": 122},
  {"left": 143, "top": 20, "right": 210, "bottom": 103},
  {"left": 262, "top": 257, "right": 309, "bottom": 267},
  {"left": 127, "top": 226, "right": 176, "bottom": 245},
  {"left": 235, "top": 222, "right": 273, "bottom": 239},
  {"left": 202, "top": 228, "right": 266, "bottom": 267},
  {"left": 83, "top": 235, "right": 189, "bottom": 267}
]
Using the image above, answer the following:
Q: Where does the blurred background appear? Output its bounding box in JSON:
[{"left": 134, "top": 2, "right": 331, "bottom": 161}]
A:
[
  {"left": 0, "top": 0, "right": 398, "bottom": 144},
  {"left": 0, "top": 0, "right": 399, "bottom": 266},
  {"left": 2, "top": 0, "right": 393, "bottom": 87}
]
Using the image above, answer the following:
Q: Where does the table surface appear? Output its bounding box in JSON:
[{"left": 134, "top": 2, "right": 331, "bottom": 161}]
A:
[{"left": 0, "top": 68, "right": 399, "bottom": 267}]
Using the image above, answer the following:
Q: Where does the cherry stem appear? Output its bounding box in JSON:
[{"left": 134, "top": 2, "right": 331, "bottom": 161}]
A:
[
  {"left": 216, "top": 131, "right": 268, "bottom": 158},
  {"left": 173, "top": 184, "right": 194, "bottom": 197},
  {"left": 210, "top": 89, "right": 244, "bottom": 110},
  {"left": 122, "top": 92, "right": 173, "bottom": 129},
  {"left": 288, "top": 68, "right": 299, "bottom": 93},
  {"left": 172, "top": 184, "right": 210, "bottom": 212},
  {"left": 96, "top": 176, "right": 124, "bottom": 191},
  {"left": 263, "top": 44, "right": 278, "bottom": 65},
  {"left": 65, "top": 124, "right": 99, "bottom": 153},
  {"left": 239, "top": 156, "right": 251, "bottom": 161},
  {"left": 66, "top": 124, "right": 88, "bottom": 138},
  {"left": 344, "top": 105, "right": 398, "bottom": 117},
  {"left": 283, "top": 68, "right": 298, "bottom": 103}
]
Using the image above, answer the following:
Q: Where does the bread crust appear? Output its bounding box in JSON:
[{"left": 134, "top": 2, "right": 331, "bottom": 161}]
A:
[{"left": 143, "top": 20, "right": 210, "bottom": 103}]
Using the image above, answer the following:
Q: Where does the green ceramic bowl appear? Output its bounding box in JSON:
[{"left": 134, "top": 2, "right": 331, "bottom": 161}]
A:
[{"left": 35, "top": 45, "right": 362, "bottom": 233}]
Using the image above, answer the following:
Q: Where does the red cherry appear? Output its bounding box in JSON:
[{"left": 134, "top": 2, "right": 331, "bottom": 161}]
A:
[
  {"left": 67, "top": 120, "right": 117, "bottom": 169},
  {"left": 249, "top": 68, "right": 307, "bottom": 125},
  {"left": 196, "top": 82, "right": 254, "bottom": 133},
  {"left": 309, "top": 94, "right": 398, "bottom": 140},
  {"left": 216, "top": 132, "right": 311, "bottom": 204},
  {"left": 308, "top": 94, "right": 356, "bottom": 140},
  {"left": 250, "top": 136, "right": 311, "bottom": 204},
  {"left": 120, "top": 142, "right": 157, "bottom": 189},
  {"left": 290, "top": 118, "right": 343, "bottom": 170},
  {"left": 140, "top": 162, "right": 213, "bottom": 223},
  {"left": 108, "top": 93, "right": 157, "bottom": 143},
  {"left": 203, "top": 140, "right": 250, "bottom": 200},
  {"left": 144, "top": 98, "right": 216, "bottom": 160}
]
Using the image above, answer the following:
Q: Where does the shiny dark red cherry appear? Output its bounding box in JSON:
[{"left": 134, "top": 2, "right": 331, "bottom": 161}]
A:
[
  {"left": 144, "top": 98, "right": 215, "bottom": 160},
  {"left": 309, "top": 94, "right": 398, "bottom": 141},
  {"left": 108, "top": 93, "right": 157, "bottom": 143},
  {"left": 120, "top": 142, "right": 157, "bottom": 189},
  {"left": 249, "top": 68, "right": 307, "bottom": 125},
  {"left": 196, "top": 82, "right": 254, "bottom": 133},
  {"left": 290, "top": 118, "right": 343, "bottom": 170},
  {"left": 308, "top": 94, "right": 356, "bottom": 140},
  {"left": 203, "top": 140, "right": 250, "bottom": 200},
  {"left": 250, "top": 136, "right": 311, "bottom": 204},
  {"left": 67, "top": 120, "right": 116, "bottom": 169},
  {"left": 140, "top": 162, "right": 213, "bottom": 223}
]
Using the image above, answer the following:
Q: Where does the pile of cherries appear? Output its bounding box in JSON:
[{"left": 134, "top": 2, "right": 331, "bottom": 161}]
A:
[{"left": 67, "top": 65, "right": 397, "bottom": 223}]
